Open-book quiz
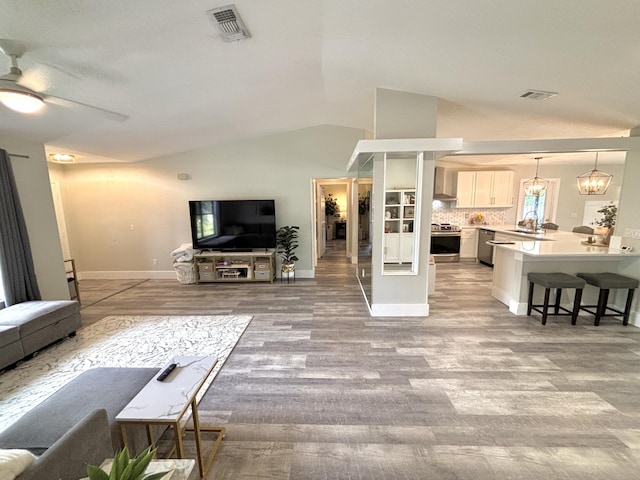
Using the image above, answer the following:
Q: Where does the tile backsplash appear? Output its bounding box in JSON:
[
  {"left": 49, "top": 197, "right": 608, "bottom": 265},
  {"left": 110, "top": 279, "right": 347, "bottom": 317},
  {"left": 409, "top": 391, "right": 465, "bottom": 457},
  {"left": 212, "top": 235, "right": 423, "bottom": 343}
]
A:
[{"left": 431, "top": 202, "right": 509, "bottom": 226}]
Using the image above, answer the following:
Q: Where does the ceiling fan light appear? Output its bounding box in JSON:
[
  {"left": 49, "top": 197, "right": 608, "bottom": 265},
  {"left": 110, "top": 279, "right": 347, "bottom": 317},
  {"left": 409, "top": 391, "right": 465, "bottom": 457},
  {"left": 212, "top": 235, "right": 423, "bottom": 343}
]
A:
[{"left": 0, "top": 89, "right": 45, "bottom": 113}]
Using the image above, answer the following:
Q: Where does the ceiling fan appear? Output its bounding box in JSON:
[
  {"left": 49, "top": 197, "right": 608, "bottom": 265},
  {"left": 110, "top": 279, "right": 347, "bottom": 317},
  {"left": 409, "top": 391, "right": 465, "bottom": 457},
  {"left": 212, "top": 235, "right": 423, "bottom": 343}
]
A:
[{"left": 0, "top": 39, "right": 128, "bottom": 122}]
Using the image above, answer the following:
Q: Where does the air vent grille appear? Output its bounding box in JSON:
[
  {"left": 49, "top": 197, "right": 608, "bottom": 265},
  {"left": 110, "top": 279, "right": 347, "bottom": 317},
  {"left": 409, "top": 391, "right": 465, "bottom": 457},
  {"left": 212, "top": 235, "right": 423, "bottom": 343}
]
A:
[
  {"left": 207, "top": 5, "right": 251, "bottom": 42},
  {"left": 520, "top": 90, "right": 558, "bottom": 101}
]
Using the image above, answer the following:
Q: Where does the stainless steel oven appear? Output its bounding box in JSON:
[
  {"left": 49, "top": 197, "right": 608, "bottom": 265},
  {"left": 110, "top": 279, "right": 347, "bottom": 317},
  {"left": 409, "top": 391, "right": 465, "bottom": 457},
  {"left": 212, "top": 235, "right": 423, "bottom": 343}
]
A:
[{"left": 430, "top": 224, "right": 461, "bottom": 262}]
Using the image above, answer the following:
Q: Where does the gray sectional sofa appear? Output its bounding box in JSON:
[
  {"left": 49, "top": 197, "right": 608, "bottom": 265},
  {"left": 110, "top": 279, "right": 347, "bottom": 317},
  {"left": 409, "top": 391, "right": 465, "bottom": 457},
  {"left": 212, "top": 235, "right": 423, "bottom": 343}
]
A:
[
  {"left": 0, "top": 367, "right": 160, "bottom": 480},
  {"left": 0, "top": 300, "right": 81, "bottom": 370}
]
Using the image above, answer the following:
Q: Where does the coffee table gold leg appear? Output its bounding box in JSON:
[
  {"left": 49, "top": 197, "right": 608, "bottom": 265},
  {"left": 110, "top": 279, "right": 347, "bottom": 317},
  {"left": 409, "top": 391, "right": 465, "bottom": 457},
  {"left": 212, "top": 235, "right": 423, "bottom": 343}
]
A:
[
  {"left": 198, "top": 425, "right": 225, "bottom": 476},
  {"left": 174, "top": 420, "right": 185, "bottom": 459},
  {"left": 146, "top": 424, "right": 155, "bottom": 449},
  {"left": 190, "top": 399, "right": 205, "bottom": 478},
  {"left": 119, "top": 424, "right": 129, "bottom": 451}
]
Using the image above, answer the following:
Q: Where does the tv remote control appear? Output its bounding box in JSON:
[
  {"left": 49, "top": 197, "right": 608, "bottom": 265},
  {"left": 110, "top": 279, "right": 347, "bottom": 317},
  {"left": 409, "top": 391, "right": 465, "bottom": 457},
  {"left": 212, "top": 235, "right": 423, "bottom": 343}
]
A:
[{"left": 156, "top": 363, "right": 177, "bottom": 382}]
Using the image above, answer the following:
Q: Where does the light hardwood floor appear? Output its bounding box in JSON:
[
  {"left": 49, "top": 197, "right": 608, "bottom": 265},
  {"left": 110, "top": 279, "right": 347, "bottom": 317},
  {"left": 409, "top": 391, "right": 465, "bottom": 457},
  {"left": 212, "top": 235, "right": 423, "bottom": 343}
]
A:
[{"left": 77, "top": 243, "right": 640, "bottom": 479}]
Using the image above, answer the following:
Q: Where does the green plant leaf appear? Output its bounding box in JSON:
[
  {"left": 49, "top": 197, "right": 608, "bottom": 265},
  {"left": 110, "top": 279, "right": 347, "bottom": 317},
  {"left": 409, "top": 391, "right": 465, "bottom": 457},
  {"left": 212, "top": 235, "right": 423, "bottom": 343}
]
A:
[
  {"left": 111, "top": 449, "right": 130, "bottom": 480},
  {"left": 87, "top": 464, "right": 110, "bottom": 480},
  {"left": 129, "top": 447, "right": 156, "bottom": 479},
  {"left": 118, "top": 462, "right": 135, "bottom": 480}
]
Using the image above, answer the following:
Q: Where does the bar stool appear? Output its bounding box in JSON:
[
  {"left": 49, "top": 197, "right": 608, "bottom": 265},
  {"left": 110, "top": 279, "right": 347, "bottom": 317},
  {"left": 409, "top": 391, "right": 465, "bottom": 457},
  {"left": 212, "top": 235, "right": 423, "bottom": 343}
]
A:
[
  {"left": 576, "top": 272, "right": 639, "bottom": 326},
  {"left": 527, "top": 272, "right": 586, "bottom": 325}
]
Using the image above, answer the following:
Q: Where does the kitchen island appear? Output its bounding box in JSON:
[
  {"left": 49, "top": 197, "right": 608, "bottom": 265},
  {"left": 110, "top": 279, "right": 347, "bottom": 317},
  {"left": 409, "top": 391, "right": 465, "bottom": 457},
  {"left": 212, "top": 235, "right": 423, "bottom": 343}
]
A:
[{"left": 482, "top": 226, "right": 640, "bottom": 316}]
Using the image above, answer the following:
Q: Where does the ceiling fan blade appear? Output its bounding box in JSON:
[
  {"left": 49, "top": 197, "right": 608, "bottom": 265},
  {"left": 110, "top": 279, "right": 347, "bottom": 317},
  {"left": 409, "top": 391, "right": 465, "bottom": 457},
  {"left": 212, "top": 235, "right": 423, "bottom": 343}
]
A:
[{"left": 43, "top": 94, "right": 129, "bottom": 122}]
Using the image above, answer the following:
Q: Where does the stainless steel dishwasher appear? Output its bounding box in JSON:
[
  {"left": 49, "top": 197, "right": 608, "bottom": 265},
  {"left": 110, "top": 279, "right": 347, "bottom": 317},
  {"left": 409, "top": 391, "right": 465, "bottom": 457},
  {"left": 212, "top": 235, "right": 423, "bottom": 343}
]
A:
[{"left": 477, "top": 229, "right": 495, "bottom": 267}]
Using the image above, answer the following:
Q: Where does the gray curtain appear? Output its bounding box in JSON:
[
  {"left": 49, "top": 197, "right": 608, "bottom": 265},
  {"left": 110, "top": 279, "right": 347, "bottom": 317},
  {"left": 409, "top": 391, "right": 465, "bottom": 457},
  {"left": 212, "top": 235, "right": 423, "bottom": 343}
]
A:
[{"left": 0, "top": 148, "right": 41, "bottom": 305}]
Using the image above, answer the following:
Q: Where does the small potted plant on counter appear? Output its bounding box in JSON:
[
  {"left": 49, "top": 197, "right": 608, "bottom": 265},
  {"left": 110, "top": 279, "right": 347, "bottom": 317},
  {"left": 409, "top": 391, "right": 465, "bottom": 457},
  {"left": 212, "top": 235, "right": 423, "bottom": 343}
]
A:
[
  {"left": 276, "top": 225, "right": 299, "bottom": 280},
  {"left": 595, "top": 203, "right": 617, "bottom": 245}
]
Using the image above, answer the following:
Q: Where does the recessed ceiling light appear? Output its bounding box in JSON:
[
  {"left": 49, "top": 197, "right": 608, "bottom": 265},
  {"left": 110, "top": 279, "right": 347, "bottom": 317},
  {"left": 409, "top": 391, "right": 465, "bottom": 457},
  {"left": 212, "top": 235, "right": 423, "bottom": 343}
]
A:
[
  {"left": 520, "top": 90, "right": 558, "bottom": 101},
  {"left": 49, "top": 153, "right": 75, "bottom": 163}
]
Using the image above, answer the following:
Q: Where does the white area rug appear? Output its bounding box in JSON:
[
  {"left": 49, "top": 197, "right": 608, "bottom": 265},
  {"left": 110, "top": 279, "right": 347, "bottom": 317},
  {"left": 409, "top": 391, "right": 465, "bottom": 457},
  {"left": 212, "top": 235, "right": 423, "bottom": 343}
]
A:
[{"left": 0, "top": 315, "right": 252, "bottom": 432}]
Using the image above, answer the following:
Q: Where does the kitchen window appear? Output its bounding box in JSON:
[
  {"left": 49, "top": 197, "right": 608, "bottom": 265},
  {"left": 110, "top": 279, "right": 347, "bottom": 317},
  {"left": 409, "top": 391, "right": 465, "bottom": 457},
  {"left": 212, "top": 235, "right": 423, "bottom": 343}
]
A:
[{"left": 516, "top": 178, "right": 560, "bottom": 225}]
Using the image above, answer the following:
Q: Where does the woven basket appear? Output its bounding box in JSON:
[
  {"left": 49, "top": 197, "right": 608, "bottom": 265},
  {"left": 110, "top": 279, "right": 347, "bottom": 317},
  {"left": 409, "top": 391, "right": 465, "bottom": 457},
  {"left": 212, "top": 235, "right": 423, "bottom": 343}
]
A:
[{"left": 174, "top": 262, "right": 196, "bottom": 284}]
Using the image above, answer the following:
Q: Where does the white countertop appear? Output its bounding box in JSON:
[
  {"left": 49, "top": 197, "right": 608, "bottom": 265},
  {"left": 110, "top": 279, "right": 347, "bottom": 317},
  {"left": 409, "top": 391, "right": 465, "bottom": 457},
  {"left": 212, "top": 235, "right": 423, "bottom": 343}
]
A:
[{"left": 476, "top": 225, "right": 638, "bottom": 258}]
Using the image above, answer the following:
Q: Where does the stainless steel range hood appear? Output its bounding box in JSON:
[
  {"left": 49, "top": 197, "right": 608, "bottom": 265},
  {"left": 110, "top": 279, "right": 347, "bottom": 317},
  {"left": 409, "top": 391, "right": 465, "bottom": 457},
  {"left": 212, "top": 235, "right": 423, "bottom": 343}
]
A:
[{"left": 433, "top": 166, "right": 457, "bottom": 200}]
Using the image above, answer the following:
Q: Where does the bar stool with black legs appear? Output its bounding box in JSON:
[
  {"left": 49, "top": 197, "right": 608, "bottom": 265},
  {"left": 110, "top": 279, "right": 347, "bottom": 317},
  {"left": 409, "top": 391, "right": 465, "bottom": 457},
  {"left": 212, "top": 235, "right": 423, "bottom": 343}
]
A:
[
  {"left": 527, "top": 272, "right": 586, "bottom": 325},
  {"left": 576, "top": 272, "right": 639, "bottom": 326}
]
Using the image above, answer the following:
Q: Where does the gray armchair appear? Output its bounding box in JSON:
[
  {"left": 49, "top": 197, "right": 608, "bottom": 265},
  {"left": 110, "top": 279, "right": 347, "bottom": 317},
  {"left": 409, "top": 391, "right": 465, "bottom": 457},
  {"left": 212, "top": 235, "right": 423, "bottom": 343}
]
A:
[{"left": 572, "top": 226, "right": 594, "bottom": 234}]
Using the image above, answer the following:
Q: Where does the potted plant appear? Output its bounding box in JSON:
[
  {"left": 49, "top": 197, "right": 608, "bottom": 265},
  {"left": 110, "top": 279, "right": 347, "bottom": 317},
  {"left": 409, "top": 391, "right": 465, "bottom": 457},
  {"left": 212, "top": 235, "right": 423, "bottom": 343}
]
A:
[
  {"left": 595, "top": 203, "right": 617, "bottom": 245},
  {"left": 276, "top": 225, "right": 299, "bottom": 277},
  {"left": 325, "top": 195, "right": 338, "bottom": 217},
  {"left": 86, "top": 447, "right": 168, "bottom": 480},
  {"left": 358, "top": 192, "right": 369, "bottom": 216}
]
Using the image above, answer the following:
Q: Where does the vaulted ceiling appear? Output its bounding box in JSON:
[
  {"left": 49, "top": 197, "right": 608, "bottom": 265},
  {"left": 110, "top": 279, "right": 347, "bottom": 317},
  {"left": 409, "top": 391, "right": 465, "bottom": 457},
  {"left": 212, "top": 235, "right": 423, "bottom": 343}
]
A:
[{"left": 1, "top": 1, "right": 639, "bottom": 165}]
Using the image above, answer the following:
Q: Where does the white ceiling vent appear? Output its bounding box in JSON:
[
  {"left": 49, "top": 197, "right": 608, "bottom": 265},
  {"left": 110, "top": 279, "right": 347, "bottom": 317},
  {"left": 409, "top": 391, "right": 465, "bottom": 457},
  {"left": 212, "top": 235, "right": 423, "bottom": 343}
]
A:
[
  {"left": 520, "top": 90, "right": 558, "bottom": 101},
  {"left": 207, "top": 5, "right": 251, "bottom": 42}
]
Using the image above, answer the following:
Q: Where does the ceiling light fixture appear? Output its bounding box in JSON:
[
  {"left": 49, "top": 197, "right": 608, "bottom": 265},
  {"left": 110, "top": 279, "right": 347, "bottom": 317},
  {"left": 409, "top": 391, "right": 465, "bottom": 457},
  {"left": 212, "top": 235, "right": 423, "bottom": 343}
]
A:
[
  {"left": 0, "top": 83, "right": 45, "bottom": 113},
  {"left": 576, "top": 152, "right": 613, "bottom": 195},
  {"left": 49, "top": 153, "right": 75, "bottom": 163},
  {"left": 0, "top": 43, "right": 45, "bottom": 113},
  {"left": 523, "top": 157, "right": 548, "bottom": 196}
]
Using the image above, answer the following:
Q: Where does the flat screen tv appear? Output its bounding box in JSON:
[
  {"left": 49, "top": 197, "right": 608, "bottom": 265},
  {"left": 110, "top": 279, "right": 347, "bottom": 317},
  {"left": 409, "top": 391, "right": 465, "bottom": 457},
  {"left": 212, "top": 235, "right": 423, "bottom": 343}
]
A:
[{"left": 189, "top": 200, "right": 276, "bottom": 251}]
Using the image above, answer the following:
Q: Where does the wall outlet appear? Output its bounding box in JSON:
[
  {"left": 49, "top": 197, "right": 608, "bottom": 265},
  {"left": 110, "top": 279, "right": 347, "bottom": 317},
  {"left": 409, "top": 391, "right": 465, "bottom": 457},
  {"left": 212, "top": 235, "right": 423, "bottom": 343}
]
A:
[
  {"left": 624, "top": 228, "right": 640, "bottom": 239},
  {"left": 130, "top": 223, "right": 135, "bottom": 231},
  {"left": 570, "top": 212, "right": 578, "bottom": 218},
  {"left": 152, "top": 258, "right": 158, "bottom": 265}
]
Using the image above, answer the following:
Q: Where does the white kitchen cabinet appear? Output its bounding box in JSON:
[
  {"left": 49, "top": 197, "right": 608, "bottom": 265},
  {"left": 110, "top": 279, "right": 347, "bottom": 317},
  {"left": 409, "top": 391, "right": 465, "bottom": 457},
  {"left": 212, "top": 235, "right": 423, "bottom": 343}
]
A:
[
  {"left": 455, "top": 171, "right": 476, "bottom": 208},
  {"left": 456, "top": 170, "right": 514, "bottom": 208},
  {"left": 473, "top": 171, "right": 494, "bottom": 207},
  {"left": 460, "top": 228, "right": 478, "bottom": 259},
  {"left": 491, "top": 171, "right": 515, "bottom": 207}
]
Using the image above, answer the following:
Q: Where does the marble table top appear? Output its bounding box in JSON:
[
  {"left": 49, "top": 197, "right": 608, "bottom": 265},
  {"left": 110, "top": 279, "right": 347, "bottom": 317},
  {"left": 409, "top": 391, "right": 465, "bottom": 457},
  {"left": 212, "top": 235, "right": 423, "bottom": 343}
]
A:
[{"left": 116, "top": 355, "right": 217, "bottom": 422}]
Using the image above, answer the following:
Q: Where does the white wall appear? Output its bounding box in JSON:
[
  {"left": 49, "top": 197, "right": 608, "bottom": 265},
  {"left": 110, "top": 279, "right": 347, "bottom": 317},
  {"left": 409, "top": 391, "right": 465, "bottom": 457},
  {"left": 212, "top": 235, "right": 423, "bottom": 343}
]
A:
[
  {"left": 0, "top": 135, "right": 69, "bottom": 300},
  {"left": 54, "top": 125, "right": 365, "bottom": 277}
]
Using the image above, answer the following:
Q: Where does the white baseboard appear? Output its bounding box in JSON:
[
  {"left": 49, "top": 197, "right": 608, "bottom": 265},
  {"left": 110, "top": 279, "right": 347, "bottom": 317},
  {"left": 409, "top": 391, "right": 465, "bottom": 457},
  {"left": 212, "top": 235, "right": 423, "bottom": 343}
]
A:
[
  {"left": 78, "top": 270, "right": 176, "bottom": 280},
  {"left": 371, "top": 303, "right": 429, "bottom": 317}
]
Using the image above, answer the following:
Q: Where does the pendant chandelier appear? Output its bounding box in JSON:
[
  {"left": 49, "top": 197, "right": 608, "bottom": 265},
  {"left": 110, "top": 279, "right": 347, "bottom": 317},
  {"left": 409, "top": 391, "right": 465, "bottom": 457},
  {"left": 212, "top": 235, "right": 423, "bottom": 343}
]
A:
[
  {"left": 523, "top": 157, "right": 548, "bottom": 196},
  {"left": 576, "top": 152, "right": 613, "bottom": 195}
]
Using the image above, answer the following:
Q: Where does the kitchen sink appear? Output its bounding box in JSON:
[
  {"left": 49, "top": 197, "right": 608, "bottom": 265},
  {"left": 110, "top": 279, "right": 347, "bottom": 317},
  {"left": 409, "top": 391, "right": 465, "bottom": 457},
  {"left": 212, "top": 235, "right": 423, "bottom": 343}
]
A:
[
  {"left": 505, "top": 229, "right": 553, "bottom": 240},
  {"left": 507, "top": 229, "right": 539, "bottom": 234}
]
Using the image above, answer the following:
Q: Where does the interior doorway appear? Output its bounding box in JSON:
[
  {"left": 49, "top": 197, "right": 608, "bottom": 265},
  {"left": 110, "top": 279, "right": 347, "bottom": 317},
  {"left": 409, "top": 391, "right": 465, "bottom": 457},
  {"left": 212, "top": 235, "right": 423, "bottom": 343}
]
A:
[{"left": 312, "top": 178, "right": 354, "bottom": 268}]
